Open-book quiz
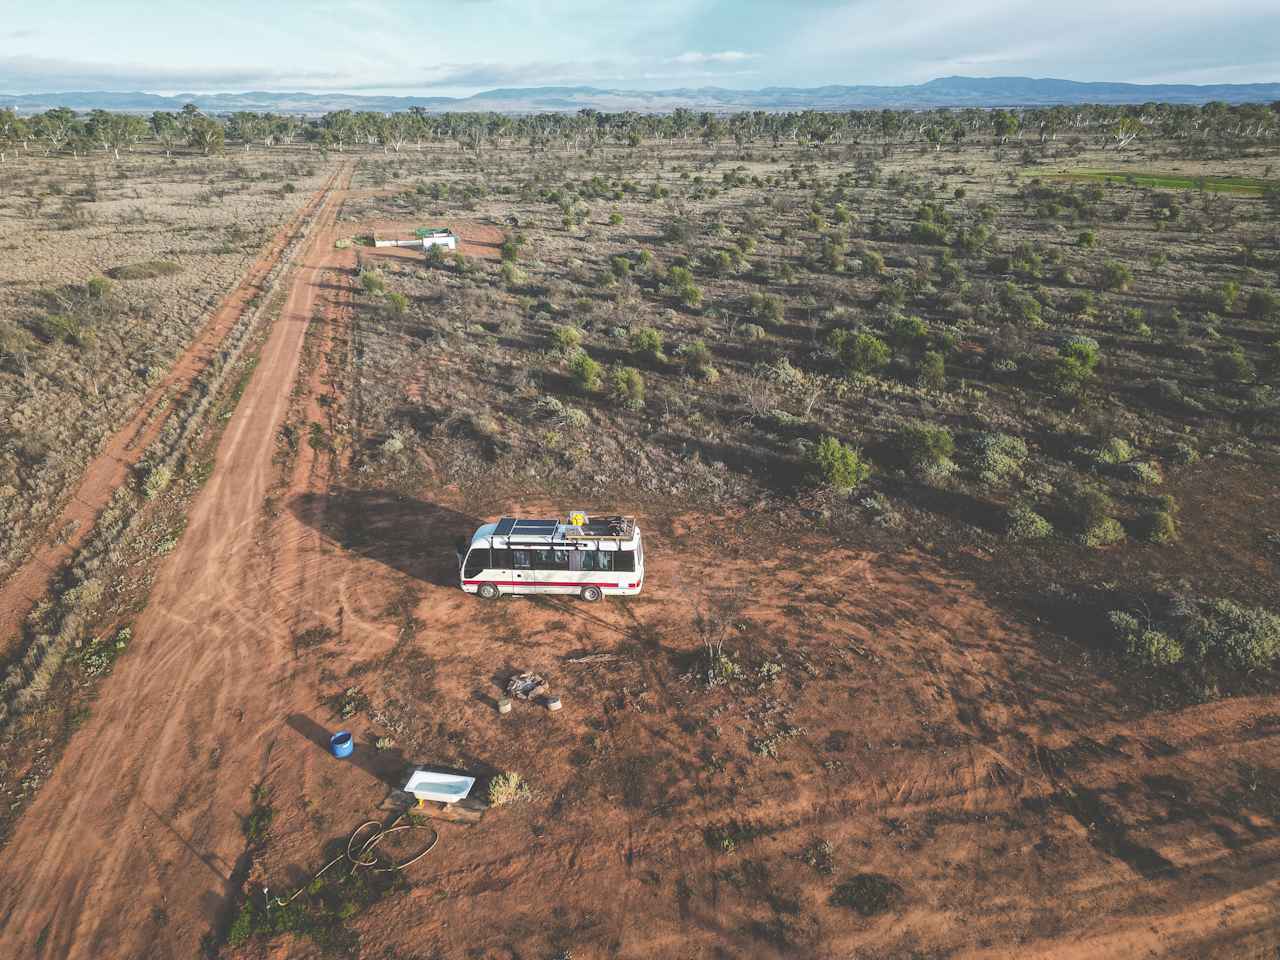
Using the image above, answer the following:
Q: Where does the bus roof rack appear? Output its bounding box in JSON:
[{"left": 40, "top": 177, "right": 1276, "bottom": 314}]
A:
[{"left": 562, "top": 515, "right": 635, "bottom": 540}]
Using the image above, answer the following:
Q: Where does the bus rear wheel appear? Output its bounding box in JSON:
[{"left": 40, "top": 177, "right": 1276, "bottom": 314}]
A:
[
  {"left": 478, "top": 583, "right": 500, "bottom": 600},
  {"left": 581, "top": 585, "right": 602, "bottom": 602}
]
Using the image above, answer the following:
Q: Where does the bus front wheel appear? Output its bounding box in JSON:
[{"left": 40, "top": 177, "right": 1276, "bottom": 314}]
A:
[
  {"left": 478, "top": 583, "right": 500, "bottom": 600},
  {"left": 581, "top": 585, "right": 602, "bottom": 602}
]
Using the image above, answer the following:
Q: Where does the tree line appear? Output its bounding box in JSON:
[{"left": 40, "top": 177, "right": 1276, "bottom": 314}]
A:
[{"left": 1, "top": 100, "right": 1278, "bottom": 162}]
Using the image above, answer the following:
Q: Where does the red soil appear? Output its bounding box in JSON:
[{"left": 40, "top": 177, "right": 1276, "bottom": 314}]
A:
[{"left": 339, "top": 219, "right": 506, "bottom": 261}]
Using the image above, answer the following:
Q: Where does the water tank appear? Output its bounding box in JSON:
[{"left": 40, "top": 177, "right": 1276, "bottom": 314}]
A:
[{"left": 329, "top": 730, "right": 354, "bottom": 758}]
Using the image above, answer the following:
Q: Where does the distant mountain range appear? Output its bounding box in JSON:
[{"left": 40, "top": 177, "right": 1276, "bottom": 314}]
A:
[{"left": 5, "top": 76, "right": 1280, "bottom": 115}]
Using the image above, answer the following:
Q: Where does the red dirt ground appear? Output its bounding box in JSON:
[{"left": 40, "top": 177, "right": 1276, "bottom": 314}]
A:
[
  {"left": 338, "top": 219, "right": 506, "bottom": 261},
  {"left": 0, "top": 183, "right": 1278, "bottom": 958}
]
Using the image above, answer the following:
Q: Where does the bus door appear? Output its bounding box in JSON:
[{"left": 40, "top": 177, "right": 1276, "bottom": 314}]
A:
[
  {"left": 509, "top": 548, "right": 534, "bottom": 593},
  {"left": 486, "top": 548, "right": 514, "bottom": 592}
]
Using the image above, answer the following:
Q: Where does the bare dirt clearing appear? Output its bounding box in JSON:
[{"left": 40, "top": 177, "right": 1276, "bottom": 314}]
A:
[{"left": 338, "top": 218, "right": 506, "bottom": 261}]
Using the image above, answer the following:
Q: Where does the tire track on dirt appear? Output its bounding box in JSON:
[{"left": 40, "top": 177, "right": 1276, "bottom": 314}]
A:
[
  {"left": 0, "top": 163, "right": 353, "bottom": 960},
  {"left": 0, "top": 166, "right": 344, "bottom": 651}
]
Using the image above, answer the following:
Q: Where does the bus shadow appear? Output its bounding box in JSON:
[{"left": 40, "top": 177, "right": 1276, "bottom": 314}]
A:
[{"left": 288, "top": 488, "right": 480, "bottom": 586}]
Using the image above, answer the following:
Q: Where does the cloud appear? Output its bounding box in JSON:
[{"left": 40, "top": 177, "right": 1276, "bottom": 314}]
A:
[
  {"left": 0, "top": 52, "right": 635, "bottom": 95},
  {"left": 0, "top": 55, "right": 345, "bottom": 93},
  {"left": 6, "top": 29, "right": 37, "bottom": 40},
  {"left": 672, "top": 51, "right": 758, "bottom": 65},
  {"left": 416, "top": 59, "right": 623, "bottom": 89}
]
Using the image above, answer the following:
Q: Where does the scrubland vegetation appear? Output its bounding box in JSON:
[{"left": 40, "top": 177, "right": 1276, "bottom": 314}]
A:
[
  {"left": 1, "top": 100, "right": 1279, "bottom": 958},
  {"left": 0, "top": 136, "right": 328, "bottom": 581},
  {"left": 329, "top": 102, "right": 1278, "bottom": 697}
]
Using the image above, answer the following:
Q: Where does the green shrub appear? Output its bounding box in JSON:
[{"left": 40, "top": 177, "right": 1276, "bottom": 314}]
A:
[
  {"left": 1212, "top": 347, "right": 1254, "bottom": 382},
  {"left": 889, "top": 313, "right": 927, "bottom": 348},
  {"left": 830, "top": 330, "right": 891, "bottom": 375},
  {"left": 1066, "top": 482, "right": 1112, "bottom": 529},
  {"left": 629, "top": 326, "right": 664, "bottom": 361},
  {"left": 1047, "top": 336, "right": 1100, "bottom": 396},
  {"left": 1200, "top": 280, "right": 1241, "bottom": 314},
  {"left": 1061, "top": 335, "right": 1101, "bottom": 371},
  {"left": 809, "top": 436, "right": 871, "bottom": 493},
  {"left": 974, "top": 432, "right": 1028, "bottom": 484},
  {"left": 678, "top": 339, "right": 715, "bottom": 379},
  {"left": 551, "top": 324, "right": 582, "bottom": 355},
  {"left": 1079, "top": 516, "right": 1124, "bottom": 546},
  {"left": 666, "top": 265, "right": 703, "bottom": 307},
  {"left": 86, "top": 276, "right": 113, "bottom": 299},
  {"left": 1108, "top": 611, "right": 1184, "bottom": 667},
  {"left": 740, "top": 322, "right": 767, "bottom": 342},
  {"left": 1063, "top": 482, "right": 1123, "bottom": 546},
  {"left": 1095, "top": 437, "right": 1134, "bottom": 465},
  {"left": 500, "top": 261, "right": 526, "bottom": 286},
  {"left": 748, "top": 291, "right": 785, "bottom": 324},
  {"left": 1128, "top": 461, "right": 1163, "bottom": 486},
  {"left": 608, "top": 365, "right": 645, "bottom": 410},
  {"left": 910, "top": 220, "right": 948, "bottom": 245},
  {"left": 1246, "top": 289, "right": 1278, "bottom": 323},
  {"left": 1006, "top": 505, "right": 1053, "bottom": 541},
  {"left": 999, "top": 283, "right": 1043, "bottom": 325},
  {"left": 359, "top": 270, "right": 385, "bottom": 295},
  {"left": 1099, "top": 259, "right": 1132, "bottom": 292},
  {"left": 1078, "top": 230, "right": 1097, "bottom": 248},
  {"left": 385, "top": 291, "right": 408, "bottom": 315},
  {"left": 1186, "top": 599, "right": 1280, "bottom": 671},
  {"left": 917, "top": 350, "right": 946, "bottom": 390},
  {"left": 1049, "top": 355, "right": 1090, "bottom": 396},
  {"left": 1140, "top": 510, "right": 1178, "bottom": 543},
  {"left": 898, "top": 421, "right": 955, "bottom": 468},
  {"left": 608, "top": 211, "right": 624, "bottom": 225},
  {"left": 569, "top": 350, "right": 603, "bottom": 392}
]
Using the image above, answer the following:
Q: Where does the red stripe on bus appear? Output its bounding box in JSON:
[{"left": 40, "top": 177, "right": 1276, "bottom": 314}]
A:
[{"left": 464, "top": 579, "right": 630, "bottom": 588}]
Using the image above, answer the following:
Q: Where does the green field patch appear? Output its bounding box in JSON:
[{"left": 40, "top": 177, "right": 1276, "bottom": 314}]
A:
[{"left": 1036, "top": 170, "right": 1273, "bottom": 195}]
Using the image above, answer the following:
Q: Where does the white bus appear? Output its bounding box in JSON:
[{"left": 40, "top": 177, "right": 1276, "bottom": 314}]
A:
[{"left": 457, "top": 514, "right": 644, "bottom": 601}]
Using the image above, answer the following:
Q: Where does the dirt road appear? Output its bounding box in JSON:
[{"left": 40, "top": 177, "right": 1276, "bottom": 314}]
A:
[
  {"left": 0, "top": 165, "right": 344, "bottom": 650},
  {"left": 0, "top": 165, "right": 358, "bottom": 959}
]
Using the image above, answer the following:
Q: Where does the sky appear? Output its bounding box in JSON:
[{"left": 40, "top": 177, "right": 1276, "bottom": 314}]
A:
[{"left": 1, "top": 0, "right": 1278, "bottom": 97}]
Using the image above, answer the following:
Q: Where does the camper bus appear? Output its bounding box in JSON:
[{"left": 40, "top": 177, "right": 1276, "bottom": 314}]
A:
[{"left": 457, "top": 514, "right": 644, "bottom": 601}]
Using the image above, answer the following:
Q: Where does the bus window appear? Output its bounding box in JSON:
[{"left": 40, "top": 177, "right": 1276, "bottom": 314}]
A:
[
  {"left": 512, "top": 550, "right": 532, "bottom": 570},
  {"left": 532, "top": 549, "right": 570, "bottom": 570},
  {"left": 615, "top": 550, "right": 636, "bottom": 573},
  {"left": 491, "top": 548, "right": 512, "bottom": 569},
  {"left": 463, "top": 548, "right": 488, "bottom": 579},
  {"left": 580, "top": 551, "right": 613, "bottom": 572}
]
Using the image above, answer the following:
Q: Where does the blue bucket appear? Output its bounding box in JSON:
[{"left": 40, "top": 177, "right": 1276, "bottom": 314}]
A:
[{"left": 329, "top": 731, "right": 354, "bottom": 758}]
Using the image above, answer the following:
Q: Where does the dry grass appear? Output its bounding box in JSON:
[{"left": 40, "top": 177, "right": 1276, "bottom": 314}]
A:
[{"left": 0, "top": 147, "right": 331, "bottom": 579}]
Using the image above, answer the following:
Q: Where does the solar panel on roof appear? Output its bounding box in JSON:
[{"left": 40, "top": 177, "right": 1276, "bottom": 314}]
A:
[
  {"left": 512, "top": 519, "right": 558, "bottom": 533},
  {"left": 494, "top": 517, "right": 516, "bottom": 536}
]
